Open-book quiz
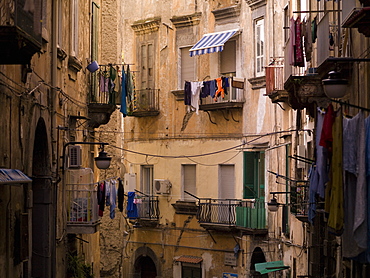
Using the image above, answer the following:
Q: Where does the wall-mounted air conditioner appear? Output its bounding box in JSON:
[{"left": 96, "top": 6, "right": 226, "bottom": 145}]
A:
[
  {"left": 68, "top": 145, "right": 82, "bottom": 168},
  {"left": 154, "top": 179, "right": 172, "bottom": 194}
]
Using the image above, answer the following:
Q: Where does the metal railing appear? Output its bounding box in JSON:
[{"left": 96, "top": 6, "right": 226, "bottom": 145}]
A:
[
  {"left": 290, "top": 181, "right": 309, "bottom": 218},
  {"left": 265, "top": 64, "right": 285, "bottom": 95},
  {"left": 66, "top": 183, "right": 99, "bottom": 224},
  {"left": 135, "top": 193, "right": 159, "bottom": 220},
  {"left": 200, "top": 86, "right": 244, "bottom": 105},
  {"left": 235, "top": 198, "right": 266, "bottom": 229},
  {"left": 128, "top": 89, "right": 160, "bottom": 114},
  {"left": 198, "top": 198, "right": 242, "bottom": 226}
]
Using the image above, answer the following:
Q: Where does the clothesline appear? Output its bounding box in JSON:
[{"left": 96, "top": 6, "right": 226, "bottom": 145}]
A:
[{"left": 330, "top": 99, "right": 370, "bottom": 112}]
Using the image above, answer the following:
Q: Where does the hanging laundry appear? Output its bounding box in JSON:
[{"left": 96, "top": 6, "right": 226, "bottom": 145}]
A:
[
  {"left": 319, "top": 103, "right": 335, "bottom": 153},
  {"left": 97, "top": 181, "right": 106, "bottom": 217},
  {"left": 190, "top": 81, "right": 203, "bottom": 114},
  {"left": 105, "top": 180, "right": 111, "bottom": 206},
  {"left": 303, "top": 17, "right": 313, "bottom": 62},
  {"left": 342, "top": 111, "right": 367, "bottom": 258},
  {"left": 294, "top": 16, "right": 305, "bottom": 67},
  {"left": 109, "top": 179, "right": 117, "bottom": 219},
  {"left": 214, "top": 77, "right": 224, "bottom": 101},
  {"left": 312, "top": 17, "right": 317, "bottom": 44},
  {"left": 184, "top": 81, "right": 191, "bottom": 105},
  {"left": 120, "top": 65, "right": 128, "bottom": 116},
  {"left": 127, "top": 191, "right": 138, "bottom": 219},
  {"left": 117, "top": 178, "right": 124, "bottom": 212},
  {"left": 326, "top": 108, "right": 343, "bottom": 236}
]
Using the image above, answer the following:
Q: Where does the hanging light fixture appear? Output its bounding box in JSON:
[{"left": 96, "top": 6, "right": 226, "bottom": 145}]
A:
[
  {"left": 94, "top": 145, "right": 112, "bottom": 169},
  {"left": 267, "top": 197, "right": 280, "bottom": 212},
  {"left": 322, "top": 71, "right": 348, "bottom": 98}
]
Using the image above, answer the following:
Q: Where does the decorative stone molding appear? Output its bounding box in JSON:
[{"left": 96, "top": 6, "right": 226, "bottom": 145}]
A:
[
  {"left": 248, "top": 76, "right": 266, "bottom": 90},
  {"left": 212, "top": 5, "right": 241, "bottom": 22},
  {"left": 170, "top": 12, "right": 202, "bottom": 28},
  {"left": 68, "top": 55, "right": 83, "bottom": 72},
  {"left": 246, "top": 0, "right": 266, "bottom": 10},
  {"left": 131, "top": 17, "right": 161, "bottom": 35},
  {"left": 171, "top": 90, "right": 185, "bottom": 101}
]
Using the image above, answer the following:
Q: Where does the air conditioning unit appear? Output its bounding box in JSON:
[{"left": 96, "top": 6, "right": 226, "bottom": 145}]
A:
[
  {"left": 154, "top": 179, "right": 171, "bottom": 194},
  {"left": 68, "top": 145, "right": 82, "bottom": 168}
]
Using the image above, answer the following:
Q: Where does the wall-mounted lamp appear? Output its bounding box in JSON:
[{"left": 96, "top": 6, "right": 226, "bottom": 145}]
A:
[
  {"left": 267, "top": 191, "right": 291, "bottom": 212},
  {"left": 322, "top": 71, "right": 349, "bottom": 99},
  {"left": 62, "top": 141, "right": 111, "bottom": 174}
]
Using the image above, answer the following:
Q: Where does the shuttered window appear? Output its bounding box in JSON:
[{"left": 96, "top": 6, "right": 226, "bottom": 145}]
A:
[
  {"left": 182, "top": 165, "right": 196, "bottom": 201},
  {"left": 219, "top": 165, "right": 235, "bottom": 199},
  {"left": 140, "top": 42, "right": 154, "bottom": 89},
  {"left": 243, "top": 152, "right": 265, "bottom": 199},
  {"left": 180, "top": 47, "right": 195, "bottom": 87}
]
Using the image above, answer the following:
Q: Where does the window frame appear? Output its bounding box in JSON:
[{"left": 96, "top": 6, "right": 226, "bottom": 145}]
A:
[
  {"left": 140, "top": 41, "right": 155, "bottom": 90},
  {"left": 181, "top": 164, "right": 197, "bottom": 201},
  {"left": 255, "top": 17, "right": 265, "bottom": 77},
  {"left": 243, "top": 151, "right": 265, "bottom": 199},
  {"left": 71, "top": 0, "right": 79, "bottom": 57},
  {"left": 141, "top": 165, "right": 154, "bottom": 195}
]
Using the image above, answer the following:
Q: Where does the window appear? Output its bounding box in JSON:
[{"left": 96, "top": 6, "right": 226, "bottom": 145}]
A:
[
  {"left": 91, "top": 2, "right": 99, "bottom": 62},
  {"left": 140, "top": 42, "right": 154, "bottom": 89},
  {"left": 219, "top": 165, "right": 235, "bottom": 199},
  {"left": 141, "top": 165, "right": 153, "bottom": 195},
  {"left": 243, "top": 152, "right": 265, "bottom": 199},
  {"left": 180, "top": 47, "right": 196, "bottom": 88},
  {"left": 182, "top": 263, "right": 201, "bottom": 278},
  {"left": 255, "top": 18, "right": 264, "bottom": 76},
  {"left": 182, "top": 165, "right": 196, "bottom": 201},
  {"left": 57, "top": 0, "right": 63, "bottom": 48},
  {"left": 71, "top": 0, "right": 79, "bottom": 57},
  {"left": 220, "top": 40, "right": 236, "bottom": 76}
]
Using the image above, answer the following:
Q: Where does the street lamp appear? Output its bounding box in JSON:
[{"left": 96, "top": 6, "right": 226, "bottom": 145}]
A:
[
  {"left": 267, "top": 191, "right": 291, "bottom": 212},
  {"left": 62, "top": 141, "right": 111, "bottom": 173},
  {"left": 322, "top": 71, "right": 348, "bottom": 98}
]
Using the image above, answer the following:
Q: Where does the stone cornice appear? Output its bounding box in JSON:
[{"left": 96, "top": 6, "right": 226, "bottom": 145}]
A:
[
  {"left": 246, "top": 0, "right": 266, "bottom": 10},
  {"left": 170, "top": 12, "right": 202, "bottom": 28},
  {"left": 131, "top": 17, "right": 161, "bottom": 35},
  {"left": 212, "top": 5, "right": 241, "bottom": 22}
]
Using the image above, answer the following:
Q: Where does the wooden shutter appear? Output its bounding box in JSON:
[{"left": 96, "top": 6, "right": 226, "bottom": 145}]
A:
[
  {"left": 183, "top": 165, "right": 196, "bottom": 201},
  {"left": 219, "top": 165, "right": 235, "bottom": 199},
  {"left": 181, "top": 47, "right": 195, "bottom": 87},
  {"left": 243, "top": 152, "right": 257, "bottom": 199}
]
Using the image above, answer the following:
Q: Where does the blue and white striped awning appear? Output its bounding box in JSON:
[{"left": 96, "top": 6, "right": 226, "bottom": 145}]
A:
[
  {"left": 189, "top": 29, "right": 239, "bottom": 57},
  {"left": 0, "top": 169, "right": 32, "bottom": 184}
]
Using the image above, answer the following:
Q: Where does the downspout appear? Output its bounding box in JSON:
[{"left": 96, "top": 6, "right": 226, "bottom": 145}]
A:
[{"left": 51, "top": 0, "right": 58, "bottom": 277}]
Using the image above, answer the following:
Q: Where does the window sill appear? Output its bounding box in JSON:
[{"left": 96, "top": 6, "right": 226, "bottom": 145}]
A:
[{"left": 171, "top": 89, "right": 185, "bottom": 101}]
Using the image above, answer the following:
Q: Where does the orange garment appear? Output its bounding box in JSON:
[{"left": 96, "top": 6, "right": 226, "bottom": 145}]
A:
[{"left": 214, "top": 77, "right": 224, "bottom": 101}]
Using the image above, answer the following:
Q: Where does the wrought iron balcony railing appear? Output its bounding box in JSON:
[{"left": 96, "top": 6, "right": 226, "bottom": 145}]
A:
[
  {"left": 134, "top": 194, "right": 160, "bottom": 221},
  {"left": 290, "top": 181, "right": 309, "bottom": 222},
  {"left": 127, "top": 89, "right": 160, "bottom": 117},
  {"left": 198, "top": 198, "right": 242, "bottom": 226}
]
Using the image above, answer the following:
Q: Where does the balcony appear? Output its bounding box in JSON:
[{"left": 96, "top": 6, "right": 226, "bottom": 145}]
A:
[
  {"left": 197, "top": 198, "right": 267, "bottom": 234},
  {"left": 342, "top": 7, "right": 370, "bottom": 37},
  {"left": 65, "top": 179, "right": 100, "bottom": 234},
  {"left": 128, "top": 193, "right": 159, "bottom": 228},
  {"left": 236, "top": 199, "right": 267, "bottom": 234},
  {"left": 198, "top": 198, "right": 241, "bottom": 231},
  {"left": 127, "top": 89, "right": 160, "bottom": 117},
  {"left": 199, "top": 80, "right": 245, "bottom": 111},
  {"left": 265, "top": 59, "right": 288, "bottom": 103},
  {"left": 0, "top": 0, "right": 42, "bottom": 64},
  {"left": 290, "top": 181, "right": 309, "bottom": 222}
]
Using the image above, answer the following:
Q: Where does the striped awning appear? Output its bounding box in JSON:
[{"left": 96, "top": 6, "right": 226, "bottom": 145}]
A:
[
  {"left": 0, "top": 169, "right": 32, "bottom": 184},
  {"left": 189, "top": 29, "right": 239, "bottom": 57}
]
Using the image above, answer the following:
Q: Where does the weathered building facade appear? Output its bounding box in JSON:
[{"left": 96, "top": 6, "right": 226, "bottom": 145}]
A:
[
  {"left": 0, "top": 1, "right": 120, "bottom": 277},
  {"left": 114, "top": 0, "right": 307, "bottom": 277}
]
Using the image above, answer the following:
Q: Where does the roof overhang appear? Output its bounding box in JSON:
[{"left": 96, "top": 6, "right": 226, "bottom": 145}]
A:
[{"left": 255, "top": 261, "right": 290, "bottom": 274}]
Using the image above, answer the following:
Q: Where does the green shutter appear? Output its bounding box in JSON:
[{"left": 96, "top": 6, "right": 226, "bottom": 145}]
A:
[{"left": 243, "top": 152, "right": 257, "bottom": 199}]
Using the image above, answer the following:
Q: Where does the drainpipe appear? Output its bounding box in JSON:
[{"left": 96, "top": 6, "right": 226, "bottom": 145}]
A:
[{"left": 51, "top": 0, "right": 58, "bottom": 276}]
